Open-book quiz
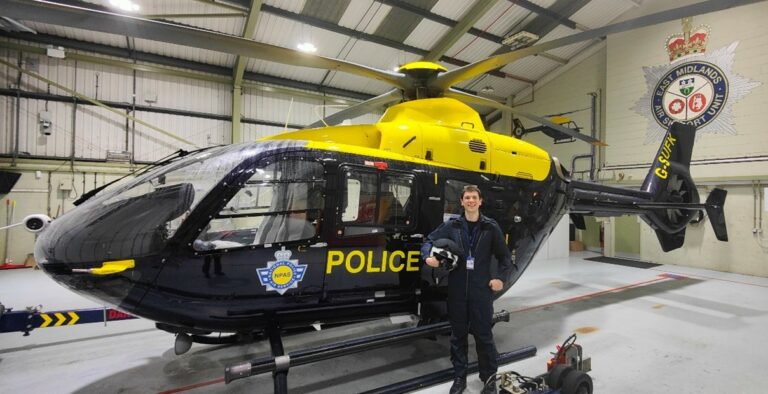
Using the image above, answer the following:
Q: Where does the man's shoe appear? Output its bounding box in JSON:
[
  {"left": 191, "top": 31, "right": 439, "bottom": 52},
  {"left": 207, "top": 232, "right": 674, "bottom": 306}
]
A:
[
  {"left": 480, "top": 382, "right": 497, "bottom": 394},
  {"left": 449, "top": 377, "right": 466, "bottom": 394}
]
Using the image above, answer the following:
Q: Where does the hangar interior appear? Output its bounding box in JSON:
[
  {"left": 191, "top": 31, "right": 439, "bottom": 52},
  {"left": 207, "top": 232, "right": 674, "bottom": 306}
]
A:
[{"left": 1, "top": 0, "right": 767, "bottom": 393}]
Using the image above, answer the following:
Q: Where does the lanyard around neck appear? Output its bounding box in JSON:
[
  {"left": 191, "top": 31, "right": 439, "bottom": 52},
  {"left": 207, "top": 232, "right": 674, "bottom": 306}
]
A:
[{"left": 462, "top": 220, "right": 480, "bottom": 257}]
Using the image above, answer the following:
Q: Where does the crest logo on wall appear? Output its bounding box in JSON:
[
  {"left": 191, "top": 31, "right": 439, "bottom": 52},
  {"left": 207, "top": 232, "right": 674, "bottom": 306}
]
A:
[{"left": 633, "top": 18, "right": 760, "bottom": 143}]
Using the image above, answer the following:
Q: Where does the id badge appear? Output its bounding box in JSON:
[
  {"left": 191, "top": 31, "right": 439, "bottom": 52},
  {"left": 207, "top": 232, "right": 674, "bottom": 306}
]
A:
[{"left": 466, "top": 257, "right": 475, "bottom": 270}]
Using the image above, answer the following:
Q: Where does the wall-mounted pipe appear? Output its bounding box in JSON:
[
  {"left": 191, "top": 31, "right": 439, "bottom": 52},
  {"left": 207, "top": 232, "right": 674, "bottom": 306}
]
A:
[
  {"left": 569, "top": 92, "right": 599, "bottom": 181},
  {"left": 131, "top": 69, "right": 136, "bottom": 163},
  {"left": 46, "top": 171, "right": 52, "bottom": 218},
  {"left": 71, "top": 60, "right": 77, "bottom": 170},
  {"left": 0, "top": 89, "right": 305, "bottom": 130},
  {"left": 754, "top": 181, "right": 759, "bottom": 232},
  {"left": 589, "top": 91, "right": 598, "bottom": 181},
  {"left": 760, "top": 182, "right": 764, "bottom": 234},
  {"left": 571, "top": 153, "right": 593, "bottom": 180},
  {"left": 13, "top": 51, "right": 22, "bottom": 167}
]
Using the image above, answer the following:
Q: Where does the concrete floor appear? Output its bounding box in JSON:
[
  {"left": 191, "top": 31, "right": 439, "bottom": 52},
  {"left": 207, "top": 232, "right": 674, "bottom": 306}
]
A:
[{"left": 2, "top": 251, "right": 767, "bottom": 393}]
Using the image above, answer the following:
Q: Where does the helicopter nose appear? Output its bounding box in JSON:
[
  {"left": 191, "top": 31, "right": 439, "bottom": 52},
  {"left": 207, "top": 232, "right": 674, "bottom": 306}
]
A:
[{"left": 33, "top": 215, "right": 144, "bottom": 309}]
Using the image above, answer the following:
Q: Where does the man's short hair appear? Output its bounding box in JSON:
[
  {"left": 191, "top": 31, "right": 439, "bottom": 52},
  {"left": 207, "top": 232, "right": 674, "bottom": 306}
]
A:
[{"left": 461, "top": 184, "right": 482, "bottom": 199}]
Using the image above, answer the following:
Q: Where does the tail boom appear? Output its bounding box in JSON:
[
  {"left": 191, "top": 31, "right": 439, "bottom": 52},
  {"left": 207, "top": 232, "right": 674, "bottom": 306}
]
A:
[{"left": 566, "top": 122, "right": 727, "bottom": 252}]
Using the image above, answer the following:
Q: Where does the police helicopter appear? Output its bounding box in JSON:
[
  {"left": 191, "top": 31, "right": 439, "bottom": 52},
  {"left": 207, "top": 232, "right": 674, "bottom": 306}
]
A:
[{"left": 9, "top": 0, "right": 731, "bottom": 356}]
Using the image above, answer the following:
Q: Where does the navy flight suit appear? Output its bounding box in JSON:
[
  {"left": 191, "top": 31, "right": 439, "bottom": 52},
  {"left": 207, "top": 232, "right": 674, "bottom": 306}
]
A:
[{"left": 421, "top": 214, "right": 513, "bottom": 383}]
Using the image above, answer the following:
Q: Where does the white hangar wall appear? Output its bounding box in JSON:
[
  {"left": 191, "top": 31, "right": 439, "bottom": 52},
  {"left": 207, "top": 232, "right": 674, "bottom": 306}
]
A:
[
  {"left": 240, "top": 87, "right": 381, "bottom": 142},
  {"left": 501, "top": 45, "right": 607, "bottom": 181},
  {"left": 500, "top": 1, "right": 768, "bottom": 276},
  {"left": 489, "top": 45, "right": 610, "bottom": 263},
  {"left": 605, "top": 1, "right": 768, "bottom": 276},
  {"left": 0, "top": 39, "right": 374, "bottom": 264},
  {"left": 0, "top": 168, "right": 124, "bottom": 266},
  {"left": 605, "top": 2, "right": 768, "bottom": 173},
  {"left": 0, "top": 44, "right": 233, "bottom": 161}
]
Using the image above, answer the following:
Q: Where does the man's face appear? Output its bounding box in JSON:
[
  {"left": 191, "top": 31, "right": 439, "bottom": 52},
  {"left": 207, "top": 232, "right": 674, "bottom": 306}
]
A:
[{"left": 461, "top": 191, "right": 482, "bottom": 213}]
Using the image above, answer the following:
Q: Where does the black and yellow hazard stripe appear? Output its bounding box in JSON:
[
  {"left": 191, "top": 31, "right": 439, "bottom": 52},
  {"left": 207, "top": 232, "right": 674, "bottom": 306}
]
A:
[
  {"left": 39, "top": 311, "right": 80, "bottom": 327},
  {"left": 2, "top": 307, "right": 137, "bottom": 334}
]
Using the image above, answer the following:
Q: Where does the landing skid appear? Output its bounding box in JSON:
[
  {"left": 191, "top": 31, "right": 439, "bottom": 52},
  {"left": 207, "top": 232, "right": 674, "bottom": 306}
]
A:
[{"left": 225, "top": 310, "right": 513, "bottom": 393}]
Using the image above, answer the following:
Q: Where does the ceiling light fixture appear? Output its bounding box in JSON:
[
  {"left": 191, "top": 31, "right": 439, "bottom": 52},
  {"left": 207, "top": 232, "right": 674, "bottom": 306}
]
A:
[
  {"left": 481, "top": 86, "right": 495, "bottom": 94},
  {"left": 502, "top": 31, "right": 539, "bottom": 50},
  {"left": 297, "top": 42, "right": 317, "bottom": 53},
  {"left": 109, "top": 0, "right": 140, "bottom": 12}
]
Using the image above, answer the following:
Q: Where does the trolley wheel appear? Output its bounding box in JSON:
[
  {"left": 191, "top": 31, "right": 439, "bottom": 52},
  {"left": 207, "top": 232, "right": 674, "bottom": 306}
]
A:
[
  {"left": 561, "top": 370, "right": 593, "bottom": 394},
  {"left": 545, "top": 364, "right": 574, "bottom": 390}
]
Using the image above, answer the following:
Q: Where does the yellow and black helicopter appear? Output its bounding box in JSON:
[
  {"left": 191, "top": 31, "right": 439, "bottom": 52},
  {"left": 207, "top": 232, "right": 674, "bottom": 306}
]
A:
[{"left": 8, "top": 0, "right": 731, "bottom": 354}]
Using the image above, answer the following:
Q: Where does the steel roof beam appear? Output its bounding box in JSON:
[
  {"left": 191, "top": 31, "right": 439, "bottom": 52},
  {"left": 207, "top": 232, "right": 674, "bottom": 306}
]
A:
[
  {"left": 232, "top": 0, "right": 262, "bottom": 143},
  {"left": 259, "top": 4, "right": 534, "bottom": 84},
  {"left": 144, "top": 13, "right": 246, "bottom": 19},
  {"left": 423, "top": 0, "right": 496, "bottom": 62},
  {"left": 1, "top": 39, "right": 359, "bottom": 107},
  {"left": 375, "top": 0, "right": 497, "bottom": 41},
  {"left": 375, "top": 0, "right": 567, "bottom": 65},
  {"left": 191, "top": 0, "right": 248, "bottom": 13},
  {"left": 505, "top": 0, "right": 586, "bottom": 31},
  {"left": 0, "top": 32, "right": 373, "bottom": 102},
  {"left": 485, "top": 0, "right": 593, "bottom": 62}
]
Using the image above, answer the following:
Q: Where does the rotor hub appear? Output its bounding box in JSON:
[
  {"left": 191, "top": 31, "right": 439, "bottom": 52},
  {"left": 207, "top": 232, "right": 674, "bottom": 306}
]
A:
[{"left": 397, "top": 61, "right": 448, "bottom": 100}]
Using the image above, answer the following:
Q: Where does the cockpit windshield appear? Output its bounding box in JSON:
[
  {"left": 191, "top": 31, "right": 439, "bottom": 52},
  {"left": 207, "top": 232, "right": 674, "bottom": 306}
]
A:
[{"left": 35, "top": 142, "right": 307, "bottom": 264}]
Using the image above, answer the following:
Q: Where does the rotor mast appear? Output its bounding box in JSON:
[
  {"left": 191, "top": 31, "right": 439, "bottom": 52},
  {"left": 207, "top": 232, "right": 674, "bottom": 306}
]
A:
[{"left": 397, "top": 61, "right": 448, "bottom": 100}]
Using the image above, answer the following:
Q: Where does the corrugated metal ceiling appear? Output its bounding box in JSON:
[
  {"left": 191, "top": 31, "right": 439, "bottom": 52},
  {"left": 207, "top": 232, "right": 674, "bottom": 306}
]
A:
[
  {"left": 403, "top": 19, "right": 450, "bottom": 51},
  {"left": 471, "top": 0, "right": 557, "bottom": 38},
  {"left": 3, "top": 0, "right": 645, "bottom": 115},
  {"left": 430, "top": 0, "right": 475, "bottom": 21}
]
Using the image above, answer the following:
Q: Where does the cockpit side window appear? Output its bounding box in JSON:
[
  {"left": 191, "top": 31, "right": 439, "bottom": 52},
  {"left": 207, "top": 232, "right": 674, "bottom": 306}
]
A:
[
  {"left": 193, "top": 159, "right": 325, "bottom": 251},
  {"left": 340, "top": 166, "right": 414, "bottom": 236}
]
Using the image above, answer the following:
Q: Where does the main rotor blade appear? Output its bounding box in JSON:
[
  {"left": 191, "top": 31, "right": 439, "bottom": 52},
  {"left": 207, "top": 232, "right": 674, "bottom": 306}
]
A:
[
  {"left": 434, "top": 0, "right": 762, "bottom": 90},
  {"left": 306, "top": 89, "right": 402, "bottom": 129},
  {"left": 4, "top": 0, "right": 409, "bottom": 89},
  {"left": 445, "top": 89, "right": 606, "bottom": 146}
]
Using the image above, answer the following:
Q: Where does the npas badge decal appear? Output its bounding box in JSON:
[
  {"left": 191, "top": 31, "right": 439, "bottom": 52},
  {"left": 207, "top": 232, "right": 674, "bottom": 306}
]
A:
[
  {"left": 633, "top": 18, "right": 760, "bottom": 143},
  {"left": 257, "top": 247, "right": 307, "bottom": 295}
]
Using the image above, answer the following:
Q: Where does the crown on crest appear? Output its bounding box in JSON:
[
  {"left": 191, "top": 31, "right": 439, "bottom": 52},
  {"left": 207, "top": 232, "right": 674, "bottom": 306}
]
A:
[
  {"left": 274, "top": 247, "right": 292, "bottom": 261},
  {"left": 666, "top": 17, "right": 710, "bottom": 63}
]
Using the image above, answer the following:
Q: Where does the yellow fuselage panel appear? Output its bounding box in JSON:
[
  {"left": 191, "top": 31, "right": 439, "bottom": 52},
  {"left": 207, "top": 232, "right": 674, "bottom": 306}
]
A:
[
  {"left": 379, "top": 98, "right": 484, "bottom": 131},
  {"left": 377, "top": 122, "right": 424, "bottom": 158},
  {"left": 486, "top": 133, "right": 551, "bottom": 180},
  {"left": 262, "top": 124, "right": 382, "bottom": 148},
  {"left": 419, "top": 123, "right": 488, "bottom": 172},
  {"left": 265, "top": 98, "right": 551, "bottom": 181}
]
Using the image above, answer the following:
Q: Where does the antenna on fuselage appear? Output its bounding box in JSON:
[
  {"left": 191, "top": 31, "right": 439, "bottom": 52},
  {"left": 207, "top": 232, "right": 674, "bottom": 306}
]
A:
[
  {"left": 284, "top": 97, "right": 294, "bottom": 132},
  {"left": 311, "top": 104, "right": 350, "bottom": 128}
]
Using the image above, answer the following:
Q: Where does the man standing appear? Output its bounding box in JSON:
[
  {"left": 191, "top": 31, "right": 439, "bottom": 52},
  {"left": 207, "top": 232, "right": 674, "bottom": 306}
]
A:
[{"left": 422, "top": 185, "right": 513, "bottom": 394}]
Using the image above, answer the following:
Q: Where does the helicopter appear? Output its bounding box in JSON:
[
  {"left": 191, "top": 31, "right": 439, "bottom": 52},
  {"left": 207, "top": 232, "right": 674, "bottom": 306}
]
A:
[{"left": 7, "top": 1, "right": 732, "bottom": 354}]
